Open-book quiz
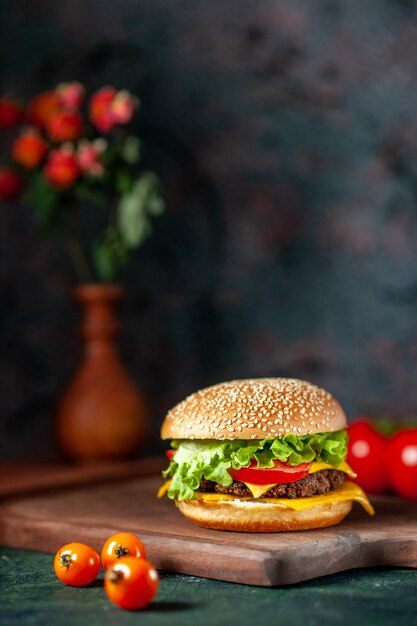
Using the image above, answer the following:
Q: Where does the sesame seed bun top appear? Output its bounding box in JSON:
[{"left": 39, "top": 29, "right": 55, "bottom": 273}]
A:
[{"left": 160, "top": 377, "right": 347, "bottom": 441}]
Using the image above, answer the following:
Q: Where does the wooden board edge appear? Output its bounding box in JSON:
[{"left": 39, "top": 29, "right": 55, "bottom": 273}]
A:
[{"left": 263, "top": 534, "right": 417, "bottom": 585}]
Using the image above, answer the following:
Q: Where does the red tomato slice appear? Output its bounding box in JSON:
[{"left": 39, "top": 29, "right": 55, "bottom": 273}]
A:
[
  {"left": 228, "top": 459, "right": 310, "bottom": 485},
  {"left": 165, "top": 449, "right": 174, "bottom": 461}
]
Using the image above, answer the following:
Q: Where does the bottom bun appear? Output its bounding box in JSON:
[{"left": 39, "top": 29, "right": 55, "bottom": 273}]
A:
[{"left": 178, "top": 497, "right": 353, "bottom": 532}]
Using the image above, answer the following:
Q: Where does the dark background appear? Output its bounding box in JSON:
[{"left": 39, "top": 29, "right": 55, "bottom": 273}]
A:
[{"left": 2, "top": 0, "right": 417, "bottom": 459}]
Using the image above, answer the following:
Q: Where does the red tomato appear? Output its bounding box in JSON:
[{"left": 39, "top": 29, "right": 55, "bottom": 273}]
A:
[
  {"left": 165, "top": 449, "right": 174, "bottom": 461},
  {"left": 54, "top": 542, "right": 100, "bottom": 587},
  {"left": 105, "top": 557, "right": 159, "bottom": 610},
  {"left": 386, "top": 429, "right": 417, "bottom": 500},
  {"left": 228, "top": 459, "right": 311, "bottom": 485},
  {"left": 101, "top": 532, "right": 146, "bottom": 570},
  {"left": 347, "top": 420, "right": 387, "bottom": 494}
]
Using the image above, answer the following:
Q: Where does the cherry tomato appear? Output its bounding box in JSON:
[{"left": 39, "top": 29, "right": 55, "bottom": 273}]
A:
[
  {"left": 101, "top": 532, "right": 146, "bottom": 570},
  {"left": 54, "top": 542, "right": 100, "bottom": 587},
  {"left": 105, "top": 556, "right": 159, "bottom": 610},
  {"left": 386, "top": 429, "right": 417, "bottom": 500},
  {"left": 165, "top": 449, "right": 174, "bottom": 461},
  {"left": 228, "top": 459, "right": 311, "bottom": 485},
  {"left": 347, "top": 420, "right": 387, "bottom": 494}
]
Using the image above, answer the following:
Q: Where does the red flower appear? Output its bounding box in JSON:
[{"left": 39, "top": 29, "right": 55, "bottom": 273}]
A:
[
  {"left": 89, "top": 87, "right": 138, "bottom": 133},
  {"left": 89, "top": 86, "right": 117, "bottom": 133},
  {"left": 0, "top": 167, "right": 23, "bottom": 200},
  {"left": 110, "top": 90, "right": 138, "bottom": 125},
  {"left": 56, "top": 82, "right": 85, "bottom": 110},
  {"left": 11, "top": 128, "right": 48, "bottom": 169},
  {"left": 77, "top": 139, "right": 106, "bottom": 176},
  {"left": 43, "top": 146, "right": 80, "bottom": 189},
  {"left": 27, "top": 90, "right": 62, "bottom": 129},
  {"left": 47, "top": 111, "right": 83, "bottom": 142},
  {"left": 0, "top": 98, "right": 24, "bottom": 129}
]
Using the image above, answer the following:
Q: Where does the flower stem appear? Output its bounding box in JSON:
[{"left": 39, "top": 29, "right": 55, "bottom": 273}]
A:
[
  {"left": 66, "top": 231, "right": 93, "bottom": 283},
  {"left": 65, "top": 207, "right": 94, "bottom": 283}
]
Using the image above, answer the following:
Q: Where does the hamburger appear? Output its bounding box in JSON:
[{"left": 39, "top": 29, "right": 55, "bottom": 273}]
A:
[{"left": 158, "top": 378, "right": 374, "bottom": 532}]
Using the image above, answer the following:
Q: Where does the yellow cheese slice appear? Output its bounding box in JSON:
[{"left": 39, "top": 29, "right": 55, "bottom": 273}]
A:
[
  {"left": 157, "top": 480, "right": 171, "bottom": 498},
  {"left": 240, "top": 482, "right": 279, "bottom": 498},
  {"left": 309, "top": 460, "right": 357, "bottom": 478},
  {"left": 194, "top": 481, "right": 375, "bottom": 515}
]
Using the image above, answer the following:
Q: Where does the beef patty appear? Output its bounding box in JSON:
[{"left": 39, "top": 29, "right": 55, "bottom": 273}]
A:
[{"left": 198, "top": 469, "right": 345, "bottom": 499}]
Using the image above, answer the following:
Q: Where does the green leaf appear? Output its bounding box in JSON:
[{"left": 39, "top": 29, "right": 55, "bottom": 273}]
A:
[
  {"left": 163, "top": 431, "right": 349, "bottom": 501},
  {"left": 117, "top": 171, "right": 164, "bottom": 249},
  {"left": 136, "top": 171, "right": 165, "bottom": 213},
  {"left": 24, "top": 174, "right": 61, "bottom": 233},
  {"left": 115, "top": 168, "right": 134, "bottom": 195},
  {"left": 121, "top": 136, "right": 141, "bottom": 164},
  {"left": 118, "top": 191, "right": 152, "bottom": 248},
  {"left": 92, "top": 228, "right": 129, "bottom": 281},
  {"left": 147, "top": 194, "right": 165, "bottom": 216}
]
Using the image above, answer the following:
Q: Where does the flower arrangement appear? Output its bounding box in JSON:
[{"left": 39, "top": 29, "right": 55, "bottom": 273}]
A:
[{"left": 0, "top": 83, "right": 164, "bottom": 282}]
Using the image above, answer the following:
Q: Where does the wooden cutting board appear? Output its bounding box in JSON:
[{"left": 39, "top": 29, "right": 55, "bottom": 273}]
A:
[{"left": 0, "top": 461, "right": 416, "bottom": 587}]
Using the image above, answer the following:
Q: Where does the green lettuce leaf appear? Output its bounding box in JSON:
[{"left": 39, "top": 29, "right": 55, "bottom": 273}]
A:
[{"left": 163, "top": 430, "right": 348, "bottom": 501}]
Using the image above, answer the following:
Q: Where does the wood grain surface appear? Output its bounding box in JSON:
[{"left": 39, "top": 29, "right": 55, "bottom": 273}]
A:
[{"left": 0, "top": 465, "right": 416, "bottom": 586}]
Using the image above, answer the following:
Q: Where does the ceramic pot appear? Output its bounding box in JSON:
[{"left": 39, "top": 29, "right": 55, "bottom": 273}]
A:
[{"left": 55, "top": 284, "right": 148, "bottom": 461}]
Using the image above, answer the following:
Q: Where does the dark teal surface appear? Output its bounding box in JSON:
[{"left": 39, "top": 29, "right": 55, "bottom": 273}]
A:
[{"left": 1, "top": 548, "right": 416, "bottom": 626}]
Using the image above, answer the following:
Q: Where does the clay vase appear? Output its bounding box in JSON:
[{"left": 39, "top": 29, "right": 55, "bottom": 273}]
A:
[{"left": 55, "top": 284, "right": 149, "bottom": 461}]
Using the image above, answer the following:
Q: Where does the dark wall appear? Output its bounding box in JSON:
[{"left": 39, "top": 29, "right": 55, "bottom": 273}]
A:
[{"left": 2, "top": 0, "right": 417, "bottom": 459}]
